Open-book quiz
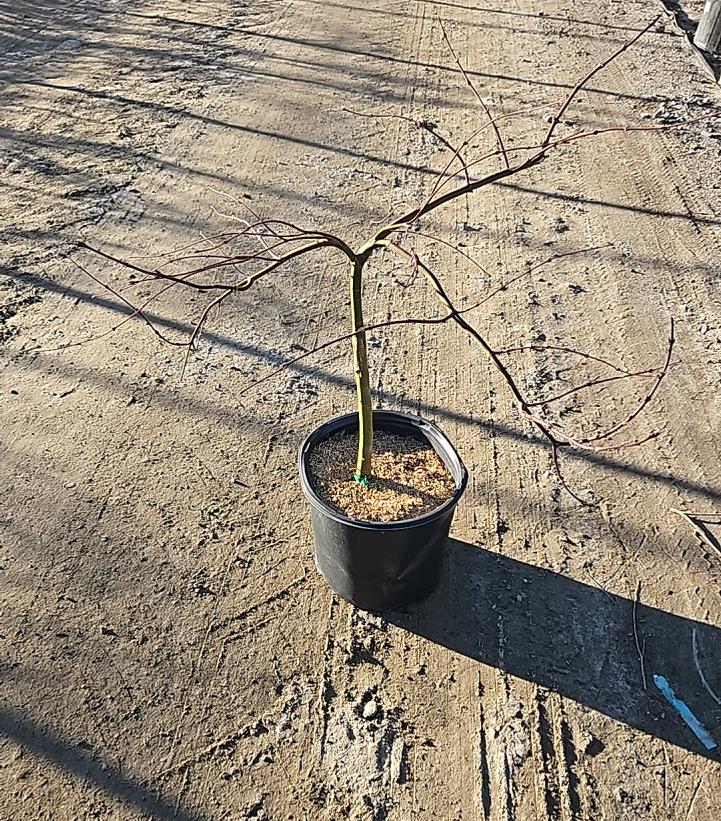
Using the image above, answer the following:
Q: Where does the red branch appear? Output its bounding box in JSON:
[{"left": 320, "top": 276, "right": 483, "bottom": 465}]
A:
[
  {"left": 72, "top": 15, "right": 697, "bottom": 502},
  {"left": 438, "top": 16, "right": 510, "bottom": 169}
]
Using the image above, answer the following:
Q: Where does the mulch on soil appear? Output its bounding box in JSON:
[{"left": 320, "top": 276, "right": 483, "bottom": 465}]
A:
[{"left": 307, "top": 430, "right": 455, "bottom": 523}]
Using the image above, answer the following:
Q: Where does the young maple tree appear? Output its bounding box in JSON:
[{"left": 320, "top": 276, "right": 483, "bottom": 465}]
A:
[{"left": 75, "top": 17, "right": 698, "bottom": 502}]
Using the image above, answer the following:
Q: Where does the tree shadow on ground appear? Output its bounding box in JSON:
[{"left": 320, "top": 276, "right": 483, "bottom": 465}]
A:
[
  {"left": 0, "top": 709, "right": 208, "bottom": 820},
  {"left": 388, "top": 538, "right": 721, "bottom": 760}
]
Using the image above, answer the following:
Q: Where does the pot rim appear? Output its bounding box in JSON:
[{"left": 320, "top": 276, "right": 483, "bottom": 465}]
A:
[{"left": 298, "top": 410, "right": 468, "bottom": 530}]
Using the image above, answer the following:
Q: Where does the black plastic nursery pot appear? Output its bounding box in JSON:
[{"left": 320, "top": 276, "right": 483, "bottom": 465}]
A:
[{"left": 298, "top": 410, "right": 468, "bottom": 611}]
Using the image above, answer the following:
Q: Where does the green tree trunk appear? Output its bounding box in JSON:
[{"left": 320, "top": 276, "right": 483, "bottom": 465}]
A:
[{"left": 349, "top": 256, "right": 373, "bottom": 481}]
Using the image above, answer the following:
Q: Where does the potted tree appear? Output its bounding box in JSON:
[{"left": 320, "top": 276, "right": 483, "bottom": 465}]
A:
[{"left": 77, "top": 18, "right": 691, "bottom": 610}]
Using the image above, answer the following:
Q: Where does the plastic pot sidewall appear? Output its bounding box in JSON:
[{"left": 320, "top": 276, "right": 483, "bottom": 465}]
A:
[{"left": 298, "top": 411, "right": 468, "bottom": 611}]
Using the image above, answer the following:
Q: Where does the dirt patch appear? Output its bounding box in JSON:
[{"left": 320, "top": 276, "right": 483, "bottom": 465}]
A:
[{"left": 308, "top": 430, "right": 455, "bottom": 522}]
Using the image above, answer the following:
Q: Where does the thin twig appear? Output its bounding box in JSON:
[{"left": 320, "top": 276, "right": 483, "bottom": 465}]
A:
[
  {"left": 674, "top": 510, "right": 721, "bottom": 518},
  {"left": 497, "top": 343, "right": 639, "bottom": 376},
  {"left": 35, "top": 276, "right": 183, "bottom": 353},
  {"left": 181, "top": 288, "right": 234, "bottom": 379},
  {"left": 342, "top": 107, "right": 472, "bottom": 186},
  {"left": 633, "top": 580, "right": 648, "bottom": 691},
  {"left": 438, "top": 16, "right": 510, "bottom": 168},
  {"left": 552, "top": 445, "right": 595, "bottom": 506},
  {"left": 81, "top": 238, "right": 341, "bottom": 293},
  {"left": 671, "top": 508, "right": 721, "bottom": 559},
  {"left": 514, "top": 319, "right": 674, "bottom": 450},
  {"left": 525, "top": 364, "right": 673, "bottom": 408},
  {"left": 584, "top": 564, "right": 615, "bottom": 603},
  {"left": 405, "top": 229, "right": 491, "bottom": 278},
  {"left": 68, "top": 259, "right": 185, "bottom": 347},
  {"left": 543, "top": 17, "right": 660, "bottom": 147},
  {"left": 692, "top": 627, "right": 721, "bottom": 706}
]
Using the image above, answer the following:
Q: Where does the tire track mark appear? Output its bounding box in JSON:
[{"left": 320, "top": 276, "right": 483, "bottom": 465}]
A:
[
  {"left": 477, "top": 677, "right": 493, "bottom": 819},
  {"left": 536, "top": 690, "right": 562, "bottom": 821},
  {"left": 316, "top": 594, "right": 338, "bottom": 766},
  {"left": 556, "top": 701, "right": 582, "bottom": 821}
]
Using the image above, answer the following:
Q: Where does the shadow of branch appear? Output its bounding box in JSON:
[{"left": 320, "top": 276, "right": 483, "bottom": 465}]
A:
[{"left": 0, "top": 709, "right": 208, "bottom": 820}]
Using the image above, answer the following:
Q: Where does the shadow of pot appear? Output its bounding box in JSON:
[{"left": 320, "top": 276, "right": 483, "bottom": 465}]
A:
[{"left": 299, "top": 410, "right": 468, "bottom": 611}]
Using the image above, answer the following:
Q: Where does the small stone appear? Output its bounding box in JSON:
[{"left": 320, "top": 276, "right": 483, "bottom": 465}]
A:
[
  {"left": 220, "top": 769, "right": 235, "bottom": 781},
  {"left": 362, "top": 700, "right": 378, "bottom": 719},
  {"left": 64, "top": 482, "right": 77, "bottom": 489},
  {"left": 249, "top": 720, "right": 268, "bottom": 737}
]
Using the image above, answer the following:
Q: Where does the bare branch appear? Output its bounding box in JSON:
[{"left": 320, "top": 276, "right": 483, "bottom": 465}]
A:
[
  {"left": 525, "top": 364, "right": 673, "bottom": 408},
  {"left": 404, "top": 229, "right": 492, "bottom": 280},
  {"left": 552, "top": 445, "right": 595, "bottom": 506},
  {"left": 80, "top": 237, "right": 343, "bottom": 293},
  {"left": 437, "top": 16, "right": 510, "bottom": 169},
  {"left": 543, "top": 17, "right": 659, "bottom": 147},
  {"left": 633, "top": 580, "right": 648, "bottom": 691},
  {"left": 497, "top": 343, "right": 638, "bottom": 376},
  {"left": 182, "top": 288, "right": 234, "bottom": 379},
  {"left": 342, "top": 106, "right": 472, "bottom": 186},
  {"left": 692, "top": 627, "right": 721, "bottom": 706},
  {"left": 376, "top": 19, "right": 712, "bottom": 237},
  {"left": 68, "top": 258, "right": 186, "bottom": 347},
  {"left": 386, "top": 109, "right": 716, "bottom": 234},
  {"left": 573, "top": 319, "right": 675, "bottom": 445}
]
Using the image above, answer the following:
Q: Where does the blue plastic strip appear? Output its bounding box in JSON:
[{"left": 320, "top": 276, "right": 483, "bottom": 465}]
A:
[{"left": 653, "top": 674, "right": 718, "bottom": 750}]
